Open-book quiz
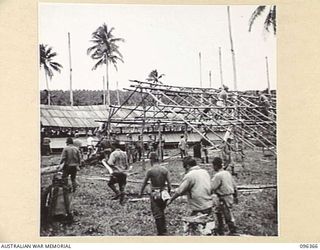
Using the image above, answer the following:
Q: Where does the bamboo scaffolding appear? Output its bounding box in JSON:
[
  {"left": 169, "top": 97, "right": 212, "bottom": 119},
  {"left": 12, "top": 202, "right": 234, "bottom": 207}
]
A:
[{"left": 106, "top": 80, "right": 276, "bottom": 155}]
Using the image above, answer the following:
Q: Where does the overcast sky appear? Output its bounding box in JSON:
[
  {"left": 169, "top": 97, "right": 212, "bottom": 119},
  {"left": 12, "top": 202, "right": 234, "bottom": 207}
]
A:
[{"left": 39, "top": 4, "right": 276, "bottom": 91}]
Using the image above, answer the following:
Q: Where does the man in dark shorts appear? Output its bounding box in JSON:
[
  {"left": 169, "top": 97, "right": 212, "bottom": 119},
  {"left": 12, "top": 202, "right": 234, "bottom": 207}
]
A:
[
  {"left": 60, "top": 137, "right": 81, "bottom": 192},
  {"left": 107, "top": 141, "right": 129, "bottom": 205},
  {"left": 140, "top": 156, "right": 172, "bottom": 235}
]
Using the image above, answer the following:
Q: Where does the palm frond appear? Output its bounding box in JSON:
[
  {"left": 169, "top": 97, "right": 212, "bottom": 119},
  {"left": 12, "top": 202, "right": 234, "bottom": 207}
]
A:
[
  {"left": 88, "top": 23, "right": 124, "bottom": 70},
  {"left": 39, "top": 43, "right": 62, "bottom": 78},
  {"left": 50, "top": 62, "right": 63, "bottom": 72},
  {"left": 264, "top": 10, "right": 273, "bottom": 33},
  {"left": 271, "top": 6, "right": 276, "bottom": 35},
  {"left": 248, "top": 6, "right": 266, "bottom": 32},
  {"left": 92, "top": 58, "right": 104, "bottom": 70}
]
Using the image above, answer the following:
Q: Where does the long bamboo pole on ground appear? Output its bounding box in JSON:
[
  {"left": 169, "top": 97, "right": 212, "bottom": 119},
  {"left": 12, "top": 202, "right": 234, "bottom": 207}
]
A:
[
  {"left": 68, "top": 32, "right": 73, "bottom": 106},
  {"left": 81, "top": 176, "right": 277, "bottom": 191}
]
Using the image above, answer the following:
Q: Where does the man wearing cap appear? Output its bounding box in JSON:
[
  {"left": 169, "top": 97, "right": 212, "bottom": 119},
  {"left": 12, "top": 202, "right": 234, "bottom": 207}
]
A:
[
  {"left": 60, "top": 137, "right": 81, "bottom": 192},
  {"left": 140, "top": 155, "right": 172, "bottom": 235},
  {"left": 107, "top": 141, "right": 130, "bottom": 205},
  {"left": 167, "top": 156, "right": 213, "bottom": 216},
  {"left": 211, "top": 157, "right": 238, "bottom": 235}
]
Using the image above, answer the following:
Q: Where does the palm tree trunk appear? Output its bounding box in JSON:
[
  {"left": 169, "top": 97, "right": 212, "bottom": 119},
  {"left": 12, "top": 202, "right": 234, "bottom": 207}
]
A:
[
  {"left": 45, "top": 71, "right": 50, "bottom": 105},
  {"left": 102, "top": 76, "right": 106, "bottom": 105},
  {"left": 105, "top": 55, "right": 110, "bottom": 107}
]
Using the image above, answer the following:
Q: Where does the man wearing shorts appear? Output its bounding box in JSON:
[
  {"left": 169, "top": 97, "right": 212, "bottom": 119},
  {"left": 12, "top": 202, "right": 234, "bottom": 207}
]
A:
[{"left": 107, "top": 141, "right": 129, "bottom": 205}]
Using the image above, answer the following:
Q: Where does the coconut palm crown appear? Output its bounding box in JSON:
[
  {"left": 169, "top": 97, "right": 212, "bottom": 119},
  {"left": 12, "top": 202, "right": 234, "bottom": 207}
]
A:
[
  {"left": 40, "top": 44, "right": 63, "bottom": 79},
  {"left": 87, "top": 23, "right": 124, "bottom": 105},
  {"left": 146, "top": 70, "right": 165, "bottom": 84},
  {"left": 248, "top": 5, "right": 276, "bottom": 35},
  {"left": 39, "top": 44, "right": 63, "bottom": 105}
]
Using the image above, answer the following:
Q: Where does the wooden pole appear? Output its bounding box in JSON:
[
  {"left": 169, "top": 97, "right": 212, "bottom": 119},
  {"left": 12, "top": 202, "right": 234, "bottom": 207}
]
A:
[
  {"left": 141, "top": 89, "right": 146, "bottom": 171},
  {"left": 68, "top": 32, "right": 73, "bottom": 106},
  {"left": 158, "top": 120, "right": 162, "bottom": 161},
  {"left": 209, "top": 70, "right": 212, "bottom": 88},
  {"left": 219, "top": 47, "right": 224, "bottom": 88},
  {"left": 227, "top": 6, "right": 238, "bottom": 91},
  {"left": 265, "top": 56, "right": 271, "bottom": 94},
  {"left": 199, "top": 52, "right": 202, "bottom": 88},
  {"left": 116, "top": 80, "right": 120, "bottom": 105}
]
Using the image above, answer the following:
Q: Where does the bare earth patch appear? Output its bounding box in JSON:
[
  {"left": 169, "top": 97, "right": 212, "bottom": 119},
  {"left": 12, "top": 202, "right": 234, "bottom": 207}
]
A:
[{"left": 40, "top": 148, "right": 277, "bottom": 236}]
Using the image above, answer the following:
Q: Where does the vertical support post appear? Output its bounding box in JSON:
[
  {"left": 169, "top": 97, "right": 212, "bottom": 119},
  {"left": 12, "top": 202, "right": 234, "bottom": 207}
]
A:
[
  {"left": 158, "top": 120, "right": 162, "bottom": 162},
  {"left": 141, "top": 90, "right": 146, "bottom": 171},
  {"left": 199, "top": 52, "right": 204, "bottom": 103},
  {"left": 116, "top": 80, "right": 120, "bottom": 105},
  {"left": 219, "top": 47, "right": 224, "bottom": 88},
  {"left": 209, "top": 70, "right": 212, "bottom": 88},
  {"left": 199, "top": 52, "right": 202, "bottom": 88},
  {"left": 68, "top": 32, "right": 73, "bottom": 106},
  {"left": 265, "top": 56, "right": 271, "bottom": 94},
  {"left": 227, "top": 6, "right": 238, "bottom": 91}
]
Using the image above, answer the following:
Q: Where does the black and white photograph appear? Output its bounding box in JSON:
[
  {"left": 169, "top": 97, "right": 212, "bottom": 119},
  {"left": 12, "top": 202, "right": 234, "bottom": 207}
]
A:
[{"left": 39, "top": 3, "right": 277, "bottom": 237}]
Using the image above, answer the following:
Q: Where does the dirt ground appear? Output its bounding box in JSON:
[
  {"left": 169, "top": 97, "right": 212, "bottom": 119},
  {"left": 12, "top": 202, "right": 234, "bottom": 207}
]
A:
[{"left": 40, "top": 148, "right": 278, "bottom": 237}]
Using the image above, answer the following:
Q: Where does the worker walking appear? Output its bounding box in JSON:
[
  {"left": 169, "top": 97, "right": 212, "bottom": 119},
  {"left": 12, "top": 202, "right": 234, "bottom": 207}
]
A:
[
  {"left": 167, "top": 156, "right": 213, "bottom": 216},
  {"left": 140, "top": 156, "right": 171, "bottom": 235},
  {"left": 107, "top": 141, "right": 130, "bottom": 205},
  {"left": 60, "top": 137, "right": 81, "bottom": 192},
  {"left": 178, "top": 135, "right": 188, "bottom": 158},
  {"left": 211, "top": 157, "right": 238, "bottom": 236}
]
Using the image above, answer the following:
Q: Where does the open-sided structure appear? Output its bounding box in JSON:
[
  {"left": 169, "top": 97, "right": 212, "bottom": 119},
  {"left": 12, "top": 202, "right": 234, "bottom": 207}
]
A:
[{"left": 106, "top": 80, "right": 277, "bottom": 159}]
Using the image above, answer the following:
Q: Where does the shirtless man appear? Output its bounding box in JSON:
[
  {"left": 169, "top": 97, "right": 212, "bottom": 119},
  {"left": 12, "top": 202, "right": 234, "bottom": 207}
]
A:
[{"left": 140, "top": 157, "right": 172, "bottom": 235}]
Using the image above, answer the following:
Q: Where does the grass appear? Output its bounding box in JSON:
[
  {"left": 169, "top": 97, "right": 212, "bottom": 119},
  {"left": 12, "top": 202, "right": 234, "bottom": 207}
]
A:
[{"left": 40, "top": 148, "right": 278, "bottom": 236}]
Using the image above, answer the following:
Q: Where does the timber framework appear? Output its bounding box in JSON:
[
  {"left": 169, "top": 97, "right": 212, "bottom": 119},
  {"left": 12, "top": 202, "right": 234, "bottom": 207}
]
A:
[{"left": 101, "top": 80, "right": 276, "bottom": 161}]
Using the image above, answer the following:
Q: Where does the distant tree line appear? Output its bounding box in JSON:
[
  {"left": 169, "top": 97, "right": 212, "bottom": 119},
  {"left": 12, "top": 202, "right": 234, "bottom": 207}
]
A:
[
  {"left": 40, "top": 89, "right": 143, "bottom": 106},
  {"left": 40, "top": 88, "right": 276, "bottom": 107}
]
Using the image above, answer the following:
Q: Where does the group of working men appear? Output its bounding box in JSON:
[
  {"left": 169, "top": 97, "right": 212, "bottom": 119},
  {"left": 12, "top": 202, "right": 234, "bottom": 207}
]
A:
[
  {"left": 58, "top": 133, "right": 237, "bottom": 236},
  {"left": 140, "top": 155, "right": 238, "bottom": 236}
]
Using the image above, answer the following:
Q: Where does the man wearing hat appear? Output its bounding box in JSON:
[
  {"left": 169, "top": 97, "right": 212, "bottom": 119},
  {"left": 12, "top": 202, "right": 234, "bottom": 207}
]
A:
[{"left": 60, "top": 137, "right": 81, "bottom": 192}]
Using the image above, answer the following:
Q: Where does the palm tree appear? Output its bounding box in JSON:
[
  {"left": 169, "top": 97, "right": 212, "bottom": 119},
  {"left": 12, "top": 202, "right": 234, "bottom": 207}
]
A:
[
  {"left": 87, "top": 23, "right": 124, "bottom": 106},
  {"left": 146, "top": 70, "right": 165, "bottom": 84},
  {"left": 248, "top": 5, "right": 276, "bottom": 35},
  {"left": 39, "top": 44, "right": 63, "bottom": 105}
]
